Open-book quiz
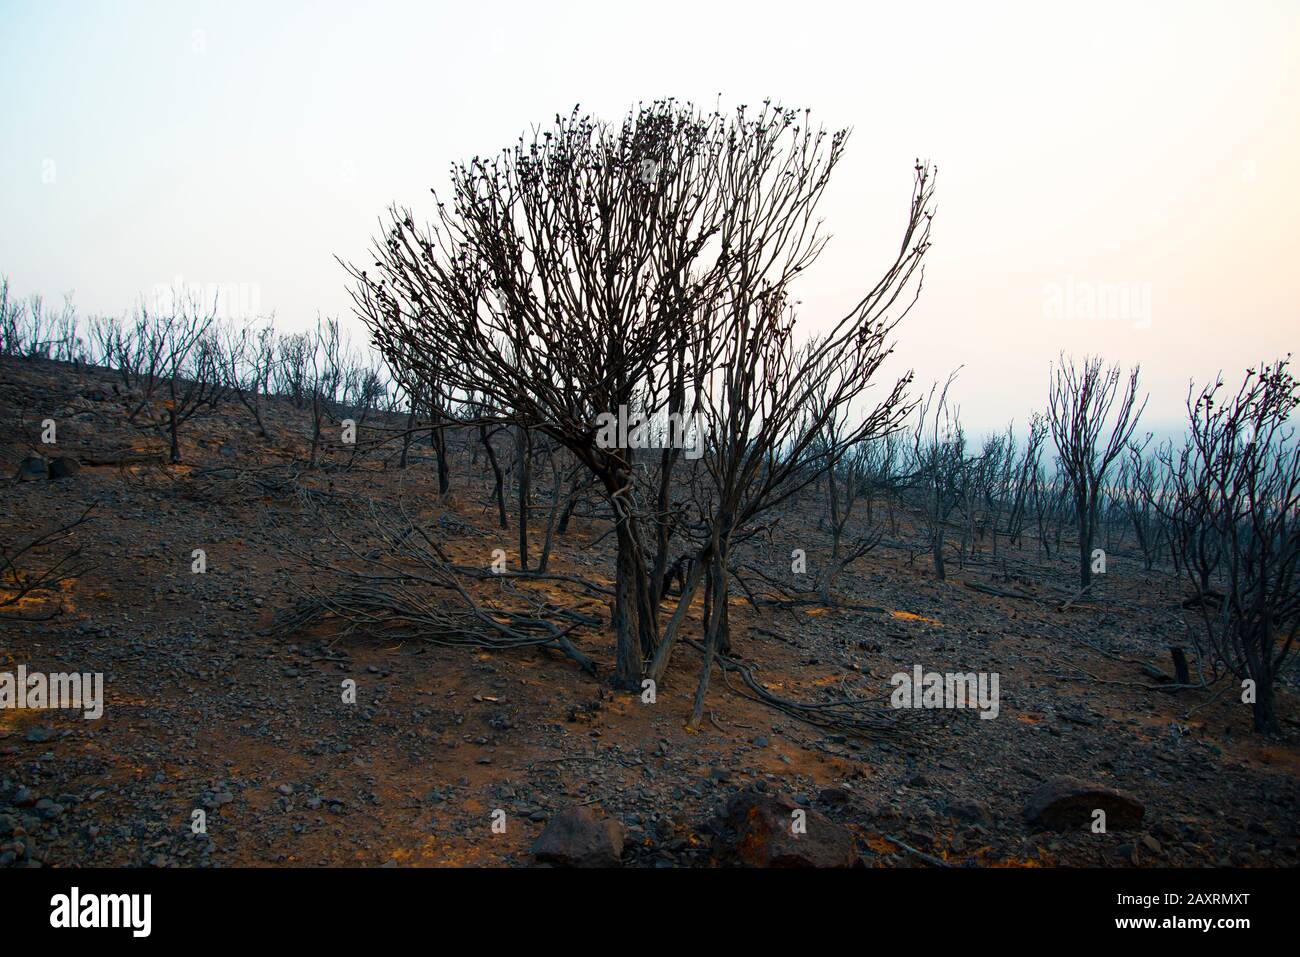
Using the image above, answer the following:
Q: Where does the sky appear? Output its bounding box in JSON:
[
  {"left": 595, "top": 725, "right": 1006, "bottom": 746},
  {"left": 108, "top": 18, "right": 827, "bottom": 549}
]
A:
[{"left": 1, "top": 0, "right": 1296, "bottom": 435}]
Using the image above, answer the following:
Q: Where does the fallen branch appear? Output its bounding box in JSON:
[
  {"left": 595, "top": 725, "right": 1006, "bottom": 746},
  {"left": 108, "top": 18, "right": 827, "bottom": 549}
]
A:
[
  {"left": 963, "top": 580, "right": 1036, "bottom": 601},
  {"left": 1057, "top": 582, "right": 1095, "bottom": 612},
  {"left": 0, "top": 502, "right": 96, "bottom": 620},
  {"left": 1049, "top": 663, "right": 1202, "bottom": 693},
  {"left": 268, "top": 497, "right": 598, "bottom": 676},
  {"left": 682, "top": 637, "right": 930, "bottom": 738},
  {"left": 879, "top": 833, "right": 953, "bottom": 868},
  {"left": 79, "top": 451, "right": 165, "bottom": 467}
]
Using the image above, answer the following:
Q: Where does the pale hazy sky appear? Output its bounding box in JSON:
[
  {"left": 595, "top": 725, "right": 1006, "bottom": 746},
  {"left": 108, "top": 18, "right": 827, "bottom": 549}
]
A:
[{"left": 1, "top": 0, "right": 1296, "bottom": 432}]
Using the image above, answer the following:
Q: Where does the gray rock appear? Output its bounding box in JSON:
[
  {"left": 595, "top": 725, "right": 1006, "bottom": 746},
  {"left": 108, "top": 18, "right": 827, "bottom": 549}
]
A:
[
  {"left": 48, "top": 456, "right": 80, "bottom": 479},
  {"left": 713, "top": 790, "right": 857, "bottom": 868},
  {"left": 1023, "top": 776, "right": 1144, "bottom": 831},
  {"left": 14, "top": 456, "right": 48, "bottom": 481},
  {"left": 531, "top": 806, "right": 625, "bottom": 868},
  {"left": 948, "top": 798, "right": 994, "bottom": 827}
]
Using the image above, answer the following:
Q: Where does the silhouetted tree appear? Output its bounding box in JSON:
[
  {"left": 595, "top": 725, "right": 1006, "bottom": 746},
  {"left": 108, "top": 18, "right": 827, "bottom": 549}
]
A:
[
  {"left": 1047, "top": 354, "right": 1146, "bottom": 589},
  {"left": 1170, "top": 358, "right": 1300, "bottom": 734},
  {"left": 348, "top": 101, "right": 931, "bottom": 696}
]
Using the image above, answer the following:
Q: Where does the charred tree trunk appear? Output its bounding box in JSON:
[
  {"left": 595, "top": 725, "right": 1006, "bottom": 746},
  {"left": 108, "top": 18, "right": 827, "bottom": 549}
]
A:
[
  {"left": 537, "top": 449, "right": 563, "bottom": 573},
  {"left": 480, "top": 424, "right": 507, "bottom": 529},
  {"left": 611, "top": 518, "right": 651, "bottom": 690},
  {"left": 1169, "top": 646, "right": 1190, "bottom": 685},
  {"left": 689, "top": 536, "right": 730, "bottom": 728},
  {"left": 1077, "top": 504, "right": 1095, "bottom": 591},
  {"left": 557, "top": 474, "right": 597, "bottom": 536},
  {"left": 168, "top": 407, "right": 180, "bottom": 464},
  {"left": 432, "top": 412, "right": 451, "bottom": 495},
  {"left": 517, "top": 425, "right": 531, "bottom": 572},
  {"left": 399, "top": 401, "right": 417, "bottom": 469}
]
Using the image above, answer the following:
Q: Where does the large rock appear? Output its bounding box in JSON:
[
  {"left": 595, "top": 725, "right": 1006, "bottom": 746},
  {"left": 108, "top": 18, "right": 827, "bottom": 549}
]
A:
[
  {"left": 14, "top": 456, "right": 48, "bottom": 481},
  {"left": 948, "top": 798, "right": 993, "bottom": 827},
  {"left": 48, "top": 456, "right": 80, "bottom": 479},
  {"left": 1023, "top": 776, "right": 1144, "bottom": 831},
  {"left": 714, "top": 790, "right": 857, "bottom": 867},
  {"left": 531, "top": 806, "right": 624, "bottom": 867}
]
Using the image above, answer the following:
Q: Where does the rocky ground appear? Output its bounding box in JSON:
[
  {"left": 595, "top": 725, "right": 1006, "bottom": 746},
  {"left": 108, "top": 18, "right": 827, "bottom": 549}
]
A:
[{"left": 1, "top": 355, "right": 1297, "bottom": 868}]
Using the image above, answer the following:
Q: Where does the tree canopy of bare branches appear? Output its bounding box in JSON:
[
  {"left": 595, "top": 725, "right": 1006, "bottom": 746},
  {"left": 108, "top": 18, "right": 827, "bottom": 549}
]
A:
[
  {"left": 346, "top": 100, "right": 933, "bottom": 694},
  {"left": 1169, "top": 358, "right": 1300, "bottom": 734},
  {"left": 1047, "top": 354, "right": 1147, "bottom": 589}
]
